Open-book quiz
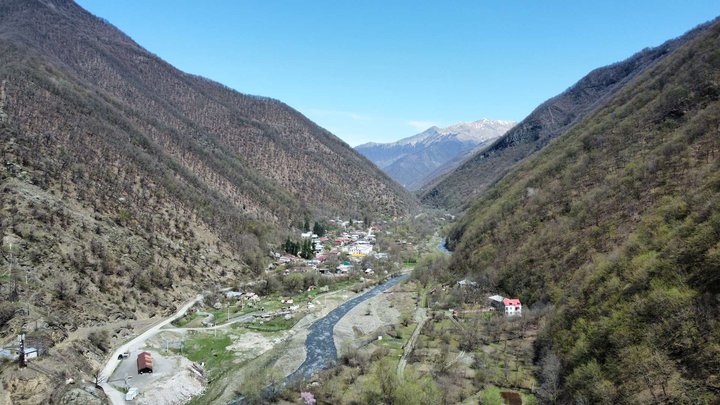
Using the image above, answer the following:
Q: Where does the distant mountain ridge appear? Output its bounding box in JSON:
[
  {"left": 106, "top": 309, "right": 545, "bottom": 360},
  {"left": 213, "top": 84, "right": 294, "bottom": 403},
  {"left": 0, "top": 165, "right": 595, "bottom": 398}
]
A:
[{"left": 356, "top": 119, "right": 515, "bottom": 190}]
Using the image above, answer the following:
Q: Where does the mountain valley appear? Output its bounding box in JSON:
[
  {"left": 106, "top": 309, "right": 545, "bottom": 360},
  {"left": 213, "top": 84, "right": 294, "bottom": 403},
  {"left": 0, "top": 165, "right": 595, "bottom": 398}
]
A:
[{"left": 0, "top": 1, "right": 719, "bottom": 405}]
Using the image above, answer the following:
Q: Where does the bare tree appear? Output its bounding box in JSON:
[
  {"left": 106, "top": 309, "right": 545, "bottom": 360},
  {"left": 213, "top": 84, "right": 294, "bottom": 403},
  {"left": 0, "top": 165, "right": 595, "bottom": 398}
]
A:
[{"left": 539, "top": 350, "right": 562, "bottom": 403}]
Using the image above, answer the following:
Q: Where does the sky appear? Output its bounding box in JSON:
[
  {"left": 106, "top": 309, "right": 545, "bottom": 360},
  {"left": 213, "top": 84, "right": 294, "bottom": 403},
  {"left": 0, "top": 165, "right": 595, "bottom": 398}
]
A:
[{"left": 76, "top": 1, "right": 720, "bottom": 146}]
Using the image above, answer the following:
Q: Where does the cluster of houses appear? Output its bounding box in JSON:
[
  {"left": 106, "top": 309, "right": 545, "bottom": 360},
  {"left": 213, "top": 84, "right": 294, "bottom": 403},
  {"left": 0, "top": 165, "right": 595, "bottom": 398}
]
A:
[
  {"left": 224, "top": 290, "right": 260, "bottom": 303},
  {"left": 270, "top": 221, "right": 386, "bottom": 275}
]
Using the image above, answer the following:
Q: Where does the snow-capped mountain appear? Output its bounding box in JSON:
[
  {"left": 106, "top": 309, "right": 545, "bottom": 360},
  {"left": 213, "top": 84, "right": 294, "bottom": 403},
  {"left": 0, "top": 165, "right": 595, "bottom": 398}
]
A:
[{"left": 356, "top": 119, "right": 515, "bottom": 190}]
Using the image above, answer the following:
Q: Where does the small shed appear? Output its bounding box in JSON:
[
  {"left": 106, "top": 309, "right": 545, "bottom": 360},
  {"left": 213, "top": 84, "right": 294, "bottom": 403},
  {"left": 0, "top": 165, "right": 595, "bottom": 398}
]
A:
[
  {"left": 136, "top": 352, "right": 153, "bottom": 374},
  {"left": 125, "top": 387, "right": 139, "bottom": 401},
  {"left": 488, "top": 295, "right": 505, "bottom": 311},
  {"left": 19, "top": 347, "right": 38, "bottom": 360}
]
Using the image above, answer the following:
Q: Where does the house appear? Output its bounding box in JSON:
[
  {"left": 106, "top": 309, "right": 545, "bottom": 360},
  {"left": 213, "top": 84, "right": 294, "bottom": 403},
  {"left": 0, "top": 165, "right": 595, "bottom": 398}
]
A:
[
  {"left": 457, "top": 279, "right": 478, "bottom": 288},
  {"left": 488, "top": 295, "right": 522, "bottom": 316},
  {"left": 488, "top": 295, "right": 505, "bottom": 312},
  {"left": 137, "top": 352, "right": 153, "bottom": 374},
  {"left": 243, "top": 292, "right": 260, "bottom": 302},
  {"left": 125, "top": 387, "right": 140, "bottom": 401},
  {"left": 502, "top": 298, "right": 522, "bottom": 316},
  {"left": 18, "top": 347, "right": 38, "bottom": 360},
  {"left": 0, "top": 348, "right": 15, "bottom": 361},
  {"left": 225, "top": 291, "right": 244, "bottom": 300},
  {"left": 336, "top": 262, "right": 352, "bottom": 273}
]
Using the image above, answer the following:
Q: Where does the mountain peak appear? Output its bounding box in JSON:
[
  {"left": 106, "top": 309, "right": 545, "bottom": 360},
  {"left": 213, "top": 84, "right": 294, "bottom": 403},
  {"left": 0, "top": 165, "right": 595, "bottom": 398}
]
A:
[{"left": 355, "top": 119, "right": 515, "bottom": 190}]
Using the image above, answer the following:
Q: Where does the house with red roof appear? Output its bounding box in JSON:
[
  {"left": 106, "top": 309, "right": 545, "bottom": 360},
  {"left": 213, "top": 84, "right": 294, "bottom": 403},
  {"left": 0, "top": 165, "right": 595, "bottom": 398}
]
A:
[
  {"left": 488, "top": 295, "right": 522, "bottom": 316},
  {"left": 502, "top": 298, "right": 522, "bottom": 316}
]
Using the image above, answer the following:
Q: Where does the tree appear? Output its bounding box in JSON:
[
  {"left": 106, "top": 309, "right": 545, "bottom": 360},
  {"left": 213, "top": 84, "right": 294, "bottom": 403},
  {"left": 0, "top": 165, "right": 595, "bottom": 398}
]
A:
[
  {"left": 283, "top": 238, "right": 299, "bottom": 256},
  {"left": 481, "top": 386, "right": 504, "bottom": 405},
  {"left": 299, "top": 239, "right": 314, "bottom": 259},
  {"left": 393, "top": 370, "right": 441, "bottom": 405},
  {"left": 312, "top": 222, "right": 326, "bottom": 237},
  {"left": 303, "top": 218, "right": 310, "bottom": 232},
  {"left": 361, "top": 358, "right": 398, "bottom": 403},
  {"left": 54, "top": 275, "right": 75, "bottom": 301},
  {"left": 620, "top": 345, "right": 679, "bottom": 404},
  {"left": 88, "top": 330, "right": 110, "bottom": 353},
  {"left": 0, "top": 302, "right": 17, "bottom": 328},
  {"left": 539, "top": 350, "right": 561, "bottom": 403}
]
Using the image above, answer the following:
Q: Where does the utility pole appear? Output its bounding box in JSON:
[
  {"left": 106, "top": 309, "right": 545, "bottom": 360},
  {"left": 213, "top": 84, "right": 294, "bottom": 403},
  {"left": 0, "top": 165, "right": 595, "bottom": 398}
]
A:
[{"left": 18, "top": 333, "right": 26, "bottom": 368}]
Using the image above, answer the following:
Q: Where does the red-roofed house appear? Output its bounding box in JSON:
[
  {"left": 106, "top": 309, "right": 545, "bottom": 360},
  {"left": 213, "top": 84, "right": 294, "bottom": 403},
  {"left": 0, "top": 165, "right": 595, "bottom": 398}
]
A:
[{"left": 502, "top": 298, "right": 522, "bottom": 316}]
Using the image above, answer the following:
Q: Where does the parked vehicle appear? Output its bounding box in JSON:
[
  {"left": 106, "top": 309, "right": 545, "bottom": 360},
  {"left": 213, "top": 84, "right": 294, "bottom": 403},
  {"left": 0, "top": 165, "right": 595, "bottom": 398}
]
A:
[{"left": 136, "top": 352, "right": 153, "bottom": 374}]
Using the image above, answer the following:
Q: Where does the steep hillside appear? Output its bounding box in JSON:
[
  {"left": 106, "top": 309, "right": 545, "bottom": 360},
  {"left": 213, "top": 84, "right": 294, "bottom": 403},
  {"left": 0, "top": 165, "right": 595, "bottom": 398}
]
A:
[
  {"left": 420, "top": 30, "right": 704, "bottom": 211},
  {"left": 356, "top": 119, "right": 513, "bottom": 190},
  {"left": 0, "top": 0, "right": 414, "bottom": 224},
  {"left": 447, "top": 19, "right": 720, "bottom": 403},
  {"left": 0, "top": 0, "right": 414, "bottom": 402}
]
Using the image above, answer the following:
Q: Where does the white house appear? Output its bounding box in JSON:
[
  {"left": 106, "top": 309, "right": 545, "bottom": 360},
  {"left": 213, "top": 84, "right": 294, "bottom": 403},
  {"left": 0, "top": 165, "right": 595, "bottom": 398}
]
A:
[
  {"left": 488, "top": 295, "right": 522, "bottom": 316},
  {"left": 502, "top": 298, "right": 522, "bottom": 316}
]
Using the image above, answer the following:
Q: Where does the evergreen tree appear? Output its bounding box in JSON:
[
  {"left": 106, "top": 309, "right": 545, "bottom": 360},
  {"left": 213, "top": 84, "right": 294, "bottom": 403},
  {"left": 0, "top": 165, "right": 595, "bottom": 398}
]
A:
[
  {"left": 283, "top": 238, "right": 299, "bottom": 256},
  {"left": 313, "top": 221, "right": 326, "bottom": 237}
]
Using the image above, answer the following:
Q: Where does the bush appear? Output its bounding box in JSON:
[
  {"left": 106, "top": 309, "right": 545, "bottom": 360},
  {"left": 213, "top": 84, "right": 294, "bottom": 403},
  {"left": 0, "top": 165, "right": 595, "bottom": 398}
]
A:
[
  {"left": 88, "top": 330, "right": 110, "bottom": 353},
  {"left": 0, "top": 302, "right": 17, "bottom": 328}
]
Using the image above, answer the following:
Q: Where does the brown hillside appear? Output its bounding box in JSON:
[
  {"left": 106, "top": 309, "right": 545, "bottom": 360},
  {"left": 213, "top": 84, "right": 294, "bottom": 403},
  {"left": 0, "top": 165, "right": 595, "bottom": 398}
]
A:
[{"left": 0, "top": 1, "right": 415, "bottom": 402}]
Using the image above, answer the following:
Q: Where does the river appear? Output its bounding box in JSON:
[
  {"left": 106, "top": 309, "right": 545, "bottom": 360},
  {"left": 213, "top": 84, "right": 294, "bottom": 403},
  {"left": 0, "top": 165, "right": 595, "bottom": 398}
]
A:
[{"left": 286, "top": 273, "right": 409, "bottom": 382}]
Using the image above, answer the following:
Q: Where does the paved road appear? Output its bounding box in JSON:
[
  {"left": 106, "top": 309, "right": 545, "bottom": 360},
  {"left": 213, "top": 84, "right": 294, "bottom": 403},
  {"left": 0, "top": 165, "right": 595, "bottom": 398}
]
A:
[
  {"left": 286, "top": 274, "right": 409, "bottom": 382},
  {"left": 98, "top": 295, "right": 202, "bottom": 405}
]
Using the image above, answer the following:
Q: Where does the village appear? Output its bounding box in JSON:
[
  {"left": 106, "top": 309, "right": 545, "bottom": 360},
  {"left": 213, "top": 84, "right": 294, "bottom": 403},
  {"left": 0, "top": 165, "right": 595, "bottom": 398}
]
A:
[{"left": 1, "top": 214, "right": 536, "bottom": 405}]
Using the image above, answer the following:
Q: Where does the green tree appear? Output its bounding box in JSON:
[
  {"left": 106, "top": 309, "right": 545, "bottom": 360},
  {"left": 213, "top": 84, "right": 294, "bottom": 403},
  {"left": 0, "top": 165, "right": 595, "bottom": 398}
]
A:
[
  {"left": 481, "top": 386, "right": 504, "bottom": 405},
  {"left": 394, "top": 370, "right": 441, "bottom": 405},
  {"left": 283, "top": 238, "right": 299, "bottom": 256},
  {"left": 312, "top": 222, "right": 326, "bottom": 237}
]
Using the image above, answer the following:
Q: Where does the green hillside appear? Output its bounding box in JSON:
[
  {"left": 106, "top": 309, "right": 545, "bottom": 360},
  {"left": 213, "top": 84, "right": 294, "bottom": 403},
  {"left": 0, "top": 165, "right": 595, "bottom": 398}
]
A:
[{"left": 447, "top": 19, "right": 720, "bottom": 403}]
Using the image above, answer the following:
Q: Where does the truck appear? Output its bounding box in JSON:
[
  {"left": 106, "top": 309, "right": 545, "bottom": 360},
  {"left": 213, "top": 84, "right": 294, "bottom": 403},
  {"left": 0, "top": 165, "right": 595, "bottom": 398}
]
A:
[{"left": 136, "top": 351, "right": 153, "bottom": 374}]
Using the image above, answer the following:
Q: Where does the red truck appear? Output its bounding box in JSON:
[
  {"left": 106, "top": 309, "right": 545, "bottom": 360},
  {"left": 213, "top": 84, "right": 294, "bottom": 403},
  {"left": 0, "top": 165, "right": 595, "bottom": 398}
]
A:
[{"left": 136, "top": 351, "right": 153, "bottom": 374}]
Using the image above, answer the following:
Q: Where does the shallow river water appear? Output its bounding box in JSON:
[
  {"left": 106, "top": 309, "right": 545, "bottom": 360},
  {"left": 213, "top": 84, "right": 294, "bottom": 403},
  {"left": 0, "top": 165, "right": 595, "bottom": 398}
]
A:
[{"left": 286, "top": 273, "right": 409, "bottom": 382}]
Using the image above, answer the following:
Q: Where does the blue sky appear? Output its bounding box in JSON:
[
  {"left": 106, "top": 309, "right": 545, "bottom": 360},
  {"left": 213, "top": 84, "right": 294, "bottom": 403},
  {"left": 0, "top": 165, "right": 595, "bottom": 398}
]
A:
[{"left": 76, "top": 1, "right": 720, "bottom": 146}]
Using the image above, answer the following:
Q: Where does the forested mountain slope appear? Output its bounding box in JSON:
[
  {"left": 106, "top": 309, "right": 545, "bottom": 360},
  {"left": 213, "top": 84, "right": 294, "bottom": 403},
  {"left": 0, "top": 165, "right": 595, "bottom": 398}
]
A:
[
  {"left": 0, "top": 1, "right": 414, "bottom": 401},
  {"left": 420, "top": 26, "right": 706, "bottom": 212},
  {"left": 0, "top": 0, "right": 413, "bottom": 225},
  {"left": 447, "top": 19, "right": 720, "bottom": 403}
]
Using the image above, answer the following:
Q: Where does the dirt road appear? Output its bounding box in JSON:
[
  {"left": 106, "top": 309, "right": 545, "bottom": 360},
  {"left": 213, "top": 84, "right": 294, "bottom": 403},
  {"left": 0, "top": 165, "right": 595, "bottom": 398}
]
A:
[{"left": 397, "top": 306, "right": 428, "bottom": 379}]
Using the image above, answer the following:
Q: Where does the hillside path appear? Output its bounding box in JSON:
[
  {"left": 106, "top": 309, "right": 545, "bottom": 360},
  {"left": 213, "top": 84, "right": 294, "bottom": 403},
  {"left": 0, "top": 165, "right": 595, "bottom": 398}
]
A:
[{"left": 397, "top": 306, "right": 428, "bottom": 379}]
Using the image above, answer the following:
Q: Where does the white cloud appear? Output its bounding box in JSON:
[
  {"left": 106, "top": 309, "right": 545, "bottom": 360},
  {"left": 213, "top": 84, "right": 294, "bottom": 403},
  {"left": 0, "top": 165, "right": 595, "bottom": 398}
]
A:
[{"left": 407, "top": 120, "right": 437, "bottom": 131}]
